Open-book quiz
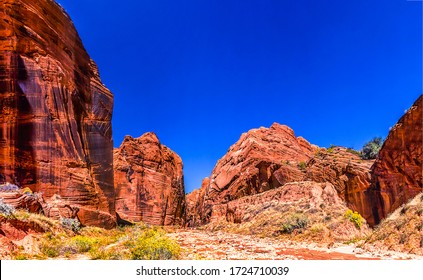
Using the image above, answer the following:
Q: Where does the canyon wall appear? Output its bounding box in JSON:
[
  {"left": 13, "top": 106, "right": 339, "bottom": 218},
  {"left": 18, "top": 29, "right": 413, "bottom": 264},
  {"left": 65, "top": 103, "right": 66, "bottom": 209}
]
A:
[
  {"left": 114, "top": 133, "right": 186, "bottom": 226},
  {"left": 0, "top": 0, "right": 115, "bottom": 228}
]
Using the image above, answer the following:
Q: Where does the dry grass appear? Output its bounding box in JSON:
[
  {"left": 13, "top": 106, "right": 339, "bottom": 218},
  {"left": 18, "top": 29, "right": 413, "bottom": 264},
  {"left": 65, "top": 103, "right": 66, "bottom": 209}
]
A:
[
  {"left": 2, "top": 209, "right": 181, "bottom": 260},
  {"left": 203, "top": 201, "right": 371, "bottom": 245},
  {"left": 365, "top": 192, "right": 423, "bottom": 255}
]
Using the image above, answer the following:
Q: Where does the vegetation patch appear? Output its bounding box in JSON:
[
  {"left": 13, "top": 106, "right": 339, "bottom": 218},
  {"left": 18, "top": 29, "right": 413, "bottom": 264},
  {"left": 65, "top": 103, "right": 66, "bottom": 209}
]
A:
[
  {"left": 280, "top": 213, "right": 309, "bottom": 234},
  {"left": 361, "top": 137, "right": 383, "bottom": 160},
  {"left": 344, "top": 210, "right": 365, "bottom": 229}
]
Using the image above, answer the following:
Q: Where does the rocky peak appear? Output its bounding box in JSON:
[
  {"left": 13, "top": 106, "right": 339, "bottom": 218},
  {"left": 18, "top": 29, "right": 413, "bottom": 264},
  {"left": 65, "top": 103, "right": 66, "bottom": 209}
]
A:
[
  {"left": 114, "top": 133, "right": 185, "bottom": 226},
  {"left": 198, "top": 123, "right": 318, "bottom": 224},
  {"left": 188, "top": 123, "right": 376, "bottom": 226}
]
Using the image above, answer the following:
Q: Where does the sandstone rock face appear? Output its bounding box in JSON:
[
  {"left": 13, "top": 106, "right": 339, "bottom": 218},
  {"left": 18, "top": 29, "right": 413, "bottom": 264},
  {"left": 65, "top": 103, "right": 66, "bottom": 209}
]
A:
[
  {"left": 0, "top": 0, "right": 115, "bottom": 228},
  {"left": 368, "top": 95, "right": 423, "bottom": 224},
  {"left": 305, "top": 147, "right": 374, "bottom": 224},
  {"left": 185, "top": 177, "right": 209, "bottom": 227},
  {"left": 210, "top": 181, "right": 342, "bottom": 224},
  {"left": 190, "top": 123, "right": 376, "bottom": 226},
  {"left": 114, "top": 133, "right": 185, "bottom": 226},
  {"left": 200, "top": 123, "right": 317, "bottom": 223}
]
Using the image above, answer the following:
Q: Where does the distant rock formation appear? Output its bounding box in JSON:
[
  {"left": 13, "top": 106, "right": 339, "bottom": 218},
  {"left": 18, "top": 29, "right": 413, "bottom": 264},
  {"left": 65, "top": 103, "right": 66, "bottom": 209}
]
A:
[
  {"left": 188, "top": 123, "right": 375, "bottom": 226},
  {"left": 185, "top": 177, "right": 209, "bottom": 227},
  {"left": 114, "top": 133, "right": 186, "bottom": 226},
  {"left": 368, "top": 94, "right": 423, "bottom": 224},
  {"left": 0, "top": 0, "right": 115, "bottom": 228}
]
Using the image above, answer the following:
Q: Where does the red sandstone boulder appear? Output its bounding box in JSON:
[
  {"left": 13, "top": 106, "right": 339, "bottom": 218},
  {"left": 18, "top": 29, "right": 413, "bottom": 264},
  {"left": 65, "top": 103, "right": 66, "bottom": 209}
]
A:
[
  {"left": 0, "top": 0, "right": 115, "bottom": 228},
  {"left": 114, "top": 133, "right": 186, "bottom": 226},
  {"left": 368, "top": 95, "right": 423, "bottom": 224}
]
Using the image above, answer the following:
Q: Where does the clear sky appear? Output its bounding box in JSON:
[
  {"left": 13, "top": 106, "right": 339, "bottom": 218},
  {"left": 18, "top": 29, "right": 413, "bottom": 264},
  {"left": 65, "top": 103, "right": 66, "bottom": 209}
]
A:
[{"left": 56, "top": 0, "right": 422, "bottom": 193}]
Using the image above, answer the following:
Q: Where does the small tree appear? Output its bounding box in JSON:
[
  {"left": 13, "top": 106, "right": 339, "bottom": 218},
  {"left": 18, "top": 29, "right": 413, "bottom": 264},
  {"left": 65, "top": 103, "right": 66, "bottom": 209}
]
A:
[{"left": 361, "top": 137, "right": 383, "bottom": 160}]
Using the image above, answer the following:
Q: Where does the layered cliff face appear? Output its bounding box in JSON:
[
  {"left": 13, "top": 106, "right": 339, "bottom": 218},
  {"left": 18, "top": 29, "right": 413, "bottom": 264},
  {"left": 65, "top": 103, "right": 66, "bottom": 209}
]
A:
[
  {"left": 191, "top": 123, "right": 375, "bottom": 226},
  {"left": 368, "top": 94, "right": 423, "bottom": 224},
  {"left": 114, "top": 133, "right": 186, "bottom": 226},
  {"left": 0, "top": 0, "right": 115, "bottom": 228},
  {"left": 200, "top": 123, "right": 316, "bottom": 223},
  {"left": 305, "top": 147, "right": 375, "bottom": 224},
  {"left": 185, "top": 177, "right": 209, "bottom": 227}
]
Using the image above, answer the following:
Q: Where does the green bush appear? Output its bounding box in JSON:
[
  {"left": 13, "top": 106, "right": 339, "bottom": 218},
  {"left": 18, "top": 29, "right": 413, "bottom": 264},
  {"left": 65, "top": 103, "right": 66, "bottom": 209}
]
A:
[
  {"left": 346, "top": 148, "right": 361, "bottom": 156},
  {"left": 61, "top": 218, "right": 81, "bottom": 232},
  {"left": 297, "top": 161, "right": 307, "bottom": 170},
  {"left": 125, "top": 228, "right": 180, "bottom": 260},
  {"left": 280, "top": 213, "right": 309, "bottom": 234},
  {"left": 70, "top": 235, "right": 99, "bottom": 253},
  {"left": 0, "top": 198, "right": 15, "bottom": 217},
  {"left": 344, "top": 209, "right": 365, "bottom": 229},
  {"left": 327, "top": 144, "right": 335, "bottom": 153},
  {"left": 361, "top": 137, "right": 383, "bottom": 160}
]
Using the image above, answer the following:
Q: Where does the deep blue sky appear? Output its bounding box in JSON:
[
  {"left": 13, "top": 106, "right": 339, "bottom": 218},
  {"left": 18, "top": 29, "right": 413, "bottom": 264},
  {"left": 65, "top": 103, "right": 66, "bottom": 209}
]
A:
[{"left": 56, "top": 0, "right": 422, "bottom": 193}]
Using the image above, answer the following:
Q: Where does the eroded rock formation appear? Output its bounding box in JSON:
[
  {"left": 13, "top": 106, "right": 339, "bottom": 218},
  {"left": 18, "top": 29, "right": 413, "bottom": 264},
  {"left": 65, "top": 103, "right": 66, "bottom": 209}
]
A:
[
  {"left": 368, "top": 94, "right": 423, "bottom": 224},
  {"left": 305, "top": 147, "right": 374, "bottom": 224},
  {"left": 114, "top": 133, "right": 186, "bottom": 226},
  {"left": 200, "top": 123, "right": 316, "bottom": 223},
  {"left": 0, "top": 0, "right": 115, "bottom": 228},
  {"left": 185, "top": 177, "right": 209, "bottom": 227},
  {"left": 190, "top": 123, "right": 376, "bottom": 226}
]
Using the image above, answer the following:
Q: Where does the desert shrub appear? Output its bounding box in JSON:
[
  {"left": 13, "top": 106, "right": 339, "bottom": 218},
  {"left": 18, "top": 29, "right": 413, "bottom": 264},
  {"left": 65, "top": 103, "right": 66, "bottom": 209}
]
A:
[
  {"left": 280, "top": 213, "right": 309, "bottom": 234},
  {"left": 0, "top": 183, "right": 19, "bottom": 192},
  {"left": 61, "top": 218, "right": 81, "bottom": 232},
  {"left": 14, "top": 254, "right": 29, "bottom": 260},
  {"left": 0, "top": 198, "right": 16, "bottom": 217},
  {"left": 39, "top": 234, "right": 61, "bottom": 258},
  {"left": 327, "top": 144, "right": 336, "bottom": 153},
  {"left": 21, "top": 187, "right": 33, "bottom": 194},
  {"left": 125, "top": 228, "right": 180, "bottom": 260},
  {"left": 346, "top": 148, "right": 361, "bottom": 157},
  {"left": 70, "top": 235, "right": 99, "bottom": 253},
  {"left": 361, "top": 137, "right": 383, "bottom": 160},
  {"left": 399, "top": 234, "right": 408, "bottom": 244},
  {"left": 344, "top": 209, "right": 364, "bottom": 229},
  {"left": 297, "top": 161, "right": 307, "bottom": 170},
  {"left": 400, "top": 205, "right": 408, "bottom": 215}
]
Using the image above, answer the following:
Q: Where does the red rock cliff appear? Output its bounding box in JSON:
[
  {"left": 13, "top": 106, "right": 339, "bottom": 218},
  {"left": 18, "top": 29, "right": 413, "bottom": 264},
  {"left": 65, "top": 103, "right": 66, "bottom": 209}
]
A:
[
  {"left": 114, "top": 133, "right": 186, "bottom": 226},
  {"left": 191, "top": 123, "right": 375, "bottom": 226},
  {"left": 0, "top": 0, "right": 115, "bottom": 228},
  {"left": 200, "top": 123, "right": 315, "bottom": 224},
  {"left": 368, "top": 94, "right": 423, "bottom": 224}
]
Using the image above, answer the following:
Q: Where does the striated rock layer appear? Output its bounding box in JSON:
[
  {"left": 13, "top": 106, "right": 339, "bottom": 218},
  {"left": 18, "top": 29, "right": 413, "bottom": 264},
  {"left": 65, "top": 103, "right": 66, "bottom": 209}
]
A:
[
  {"left": 209, "top": 181, "right": 343, "bottom": 224},
  {"left": 114, "top": 133, "right": 186, "bottom": 226},
  {"left": 305, "top": 147, "right": 375, "bottom": 225},
  {"left": 368, "top": 94, "right": 423, "bottom": 224},
  {"left": 0, "top": 0, "right": 115, "bottom": 228},
  {"left": 192, "top": 123, "right": 375, "bottom": 226},
  {"left": 185, "top": 177, "right": 209, "bottom": 227},
  {"left": 199, "top": 123, "right": 316, "bottom": 224}
]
